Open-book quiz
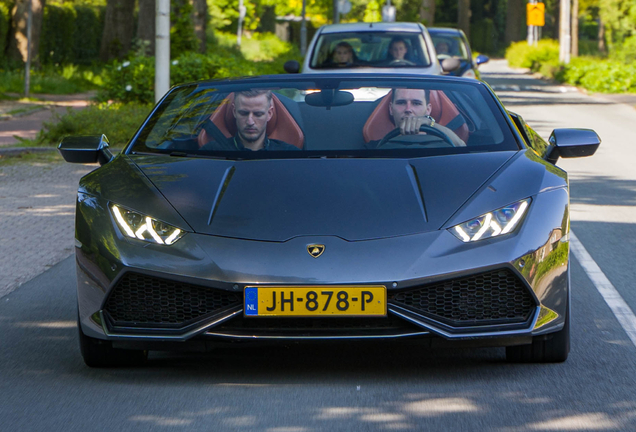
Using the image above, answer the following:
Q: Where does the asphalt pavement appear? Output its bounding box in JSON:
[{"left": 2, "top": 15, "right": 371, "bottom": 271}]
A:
[{"left": 1, "top": 61, "right": 636, "bottom": 431}]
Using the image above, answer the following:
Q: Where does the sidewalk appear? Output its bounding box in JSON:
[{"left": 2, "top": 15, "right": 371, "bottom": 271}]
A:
[
  {"left": 0, "top": 92, "right": 97, "bottom": 298},
  {"left": 0, "top": 92, "right": 95, "bottom": 147}
]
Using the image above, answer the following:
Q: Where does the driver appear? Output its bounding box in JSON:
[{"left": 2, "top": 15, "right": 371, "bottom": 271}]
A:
[
  {"left": 436, "top": 41, "right": 451, "bottom": 55},
  {"left": 201, "top": 90, "right": 299, "bottom": 152},
  {"left": 388, "top": 38, "right": 409, "bottom": 61},
  {"left": 370, "top": 88, "right": 466, "bottom": 147}
]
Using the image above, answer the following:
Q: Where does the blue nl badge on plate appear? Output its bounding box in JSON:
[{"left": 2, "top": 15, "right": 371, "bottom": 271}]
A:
[{"left": 244, "top": 287, "right": 258, "bottom": 316}]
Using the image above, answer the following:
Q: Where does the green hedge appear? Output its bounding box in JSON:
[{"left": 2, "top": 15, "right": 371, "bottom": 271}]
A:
[
  {"left": 40, "top": 4, "right": 77, "bottom": 65},
  {"left": 74, "top": 5, "right": 105, "bottom": 64},
  {"left": 40, "top": 3, "right": 104, "bottom": 65},
  {"left": 0, "top": 2, "right": 9, "bottom": 62},
  {"left": 99, "top": 44, "right": 302, "bottom": 104},
  {"left": 506, "top": 39, "right": 560, "bottom": 70},
  {"left": 558, "top": 57, "right": 636, "bottom": 93},
  {"left": 506, "top": 38, "right": 636, "bottom": 93},
  {"left": 38, "top": 103, "right": 152, "bottom": 147}
]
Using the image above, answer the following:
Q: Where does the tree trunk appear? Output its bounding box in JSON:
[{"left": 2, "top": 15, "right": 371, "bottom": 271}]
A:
[
  {"left": 457, "top": 0, "right": 471, "bottom": 39},
  {"left": 419, "top": 0, "right": 435, "bottom": 26},
  {"left": 598, "top": 18, "right": 606, "bottom": 55},
  {"left": 100, "top": 0, "right": 135, "bottom": 62},
  {"left": 571, "top": 0, "right": 578, "bottom": 56},
  {"left": 7, "top": 0, "right": 45, "bottom": 66},
  {"left": 192, "top": 0, "right": 207, "bottom": 53},
  {"left": 505, "top": 0, "right": 526, "bottom": 44},
  {"left": 137, "top": 0, "right": 155, "bottom": 56}
]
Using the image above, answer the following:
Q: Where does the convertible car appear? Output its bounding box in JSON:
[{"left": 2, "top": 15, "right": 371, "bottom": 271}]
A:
[{"left": 59, "top": 74, "right": 600, "bottom": 367}]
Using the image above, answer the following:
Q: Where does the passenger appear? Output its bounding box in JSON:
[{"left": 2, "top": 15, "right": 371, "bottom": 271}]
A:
[
  {"left": 201, "top": 90, "right": 298, "bottom": 152},
  {"left": 326, "top": 41, "right": 356, "bottom": 67},
  {"left": 371, "top": 88, "right": 466, "bottom": 147}
]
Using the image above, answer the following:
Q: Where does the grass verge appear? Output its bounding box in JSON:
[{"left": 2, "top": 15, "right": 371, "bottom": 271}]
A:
[{"left": 0, "top": 150, "right": 63, "bottom": 166}]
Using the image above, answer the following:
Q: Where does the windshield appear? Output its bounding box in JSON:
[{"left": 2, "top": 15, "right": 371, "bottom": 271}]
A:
[
  {"left": 430, "top": 33, "right": 470, "bottom": 60},
  {"left": 130, "top": 78, "right": 519, "bottom": 160},
  {"left": 309, "top": 31, "right": 432, "bottom": 69}
]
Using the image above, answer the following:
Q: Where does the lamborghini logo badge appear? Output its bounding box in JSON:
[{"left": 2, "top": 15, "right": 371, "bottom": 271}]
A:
[{"left": 307, "top": 244, "right": 325, "bottom": 258}]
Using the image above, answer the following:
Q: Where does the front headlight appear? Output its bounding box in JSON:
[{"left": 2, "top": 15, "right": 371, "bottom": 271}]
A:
[
  {"left": 450, "top": 198, "right": 531, "bottom": 243},
  {"left": 111, "top": 204, "right": 185, "bottom": 245}
]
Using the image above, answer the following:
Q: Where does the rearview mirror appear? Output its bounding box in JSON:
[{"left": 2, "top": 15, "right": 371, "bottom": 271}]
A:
[
  {"left": 441, "top": 58, "right": 461, "bottom": 73},
  {"left": 58, "top": 135, "right": 113, "bottom": 166},
  {"left": 284, "top": 60, "right": 300, "bottom": 74},
  {"left": 305, "top": 90, "right": 354, "bottom": 109},
  {"left": 475, "top": 54, "right": 489, "bottom": 66},
  {"left": 546, "top": 128, "right": 601, "bottom": 164}
]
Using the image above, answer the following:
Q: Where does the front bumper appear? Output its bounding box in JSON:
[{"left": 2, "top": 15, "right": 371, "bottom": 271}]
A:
[{"left": 76, "top": 188, "right": 570, "bottom": 347}]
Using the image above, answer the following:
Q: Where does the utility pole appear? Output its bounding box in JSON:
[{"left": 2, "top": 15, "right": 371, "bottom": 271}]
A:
[
  {"left": 333, "top": 0, "right": 339, "bottom": 23},
  {"left": 301, "top": 0, "right": 307, "bottom": 56},
  {"left": 571, "top": 0, "right": 578, "bottom": 57},
  {"left": 24, "top": 0, "right": 33, "bottom": 98},
  {"left": 237, "top": 0, "right": 246, "bottom": 47},
  {"left": 155, "top": 0, "right": 170, "bottom": 103},
  {"left": 559, "top": 0, "right": 571, "bottom": 63}
]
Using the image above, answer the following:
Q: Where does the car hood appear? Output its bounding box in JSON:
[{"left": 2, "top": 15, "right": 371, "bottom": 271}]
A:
[{"left": 131, "top": 152, "right": 516, "bottom": 242}]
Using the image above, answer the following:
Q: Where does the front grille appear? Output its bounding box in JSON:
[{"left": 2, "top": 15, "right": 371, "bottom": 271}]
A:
[
  {"left": 388, "top": 269, "right": 536, "bottom": 327},
  {"left": 215, "top": 315, "right": 421, "bottom": 336},
  {"left": 104, "top": 273, "right": 241, "bottom": 327}
]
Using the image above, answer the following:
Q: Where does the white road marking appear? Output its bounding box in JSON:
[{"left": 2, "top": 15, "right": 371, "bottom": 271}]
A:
[{"left": 570, "top": 231, "right": 636, "bottom": 348}]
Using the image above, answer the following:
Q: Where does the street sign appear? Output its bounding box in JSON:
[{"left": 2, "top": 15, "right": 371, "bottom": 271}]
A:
[
  {"left": 382, "top": 5, "right": 396, "bottom": 22},
  {"left": 338, "top": 0, "right": 352, "bottom": 15},
  {"left": 527, "top": 2, "right": 545, "bottom": 27}
]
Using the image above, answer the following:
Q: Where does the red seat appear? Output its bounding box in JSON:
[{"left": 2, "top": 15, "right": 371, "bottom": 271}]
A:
[
  {"left": 362, "top": 90, "right": 469, "bottom": 143},
  {"left": 198, "top": 93, "right": 305, "bottom": 149}
]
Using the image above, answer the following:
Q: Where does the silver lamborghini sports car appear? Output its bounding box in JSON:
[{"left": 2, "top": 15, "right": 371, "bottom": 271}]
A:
[{"left": 59, "top": 74, "right": 600, "bottom": 367}]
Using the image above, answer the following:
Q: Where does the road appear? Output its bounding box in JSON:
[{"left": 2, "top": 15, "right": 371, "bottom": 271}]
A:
[{"left": 1, "top": 61, "right": 635, "bottom": 431}]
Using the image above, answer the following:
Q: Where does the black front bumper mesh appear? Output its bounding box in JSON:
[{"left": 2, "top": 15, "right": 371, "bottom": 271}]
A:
[
  {"left": 104, "top": 273, "right": 241, "bottom": 328},
  {"left": 388, "top": 268, "right": 536, "bottom": 327},
  {"left": 103, "top": 268, "right": 536, "bottom": 333}
]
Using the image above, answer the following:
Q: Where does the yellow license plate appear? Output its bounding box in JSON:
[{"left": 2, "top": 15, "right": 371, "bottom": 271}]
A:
[{"left": 244, "top": 286, "right": 386, "bottom": 317}]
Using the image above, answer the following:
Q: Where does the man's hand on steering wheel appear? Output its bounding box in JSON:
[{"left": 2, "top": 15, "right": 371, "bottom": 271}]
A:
[
  {"left": 398, "top": 115, "right": 434, "bottom": 135},
  {"left": 395, "top": 115, "right": 466, "bottom": 147}
]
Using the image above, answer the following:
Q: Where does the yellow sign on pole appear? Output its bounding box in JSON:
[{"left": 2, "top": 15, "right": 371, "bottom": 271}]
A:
[{"left": 527, "top": 3, "right": 545, "bottom": 27}]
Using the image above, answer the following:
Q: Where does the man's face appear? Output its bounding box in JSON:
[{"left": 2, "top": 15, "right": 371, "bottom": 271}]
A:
[
  {"left": 389, "top": 41, "right": 407, "bottom": 60},
  {"left": 389, "top": 89, "right": 432, "bottom": 125},
  {"left": 334, "top": 46, "right": 353, "bottom": 64},
  {"left": 233, "top": 94, "right": 273, "bottom": 143}
]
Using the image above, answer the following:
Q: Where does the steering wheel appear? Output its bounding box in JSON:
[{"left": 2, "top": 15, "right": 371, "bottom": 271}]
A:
[
  {"left": 388, "top": 59, "right": 415, "bottom": 66},
  {"left": 376, "top": 124, "right": 456, "bottom": 148}
]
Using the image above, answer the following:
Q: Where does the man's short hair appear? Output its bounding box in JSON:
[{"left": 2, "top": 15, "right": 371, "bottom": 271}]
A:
[
  {"left": 235, "top": 89, "right": 273, "bottom": 105},
  {"left": 391, "top": 88, "right": 430, "bottom": 105}
]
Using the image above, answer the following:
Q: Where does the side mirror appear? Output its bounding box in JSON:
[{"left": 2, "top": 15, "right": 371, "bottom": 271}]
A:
[
  {"left": 58, "top": 135, "right": 113, "bottom": 166},
  {"left": 546, "top": 128, "right": 601, "bottom": 164},
  {"left": 441, "top": 57, "right": 461, "bottom": 73},
  {"left": 284, "top": 60, "right": 300, "bottom": 74},
  {"left": 475, "top": 54, "right": 489, "bottom": 66}
]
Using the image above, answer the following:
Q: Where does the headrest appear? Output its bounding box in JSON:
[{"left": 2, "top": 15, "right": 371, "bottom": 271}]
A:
[
  {"left": 198, "top": 93, "right": 304, "bottom": 149},
  {"left": 362, "top": 90, "right": 469, "bottom": 143}
]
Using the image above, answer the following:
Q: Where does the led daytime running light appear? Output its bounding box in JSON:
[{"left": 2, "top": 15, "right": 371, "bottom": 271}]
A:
[
  {"left": 111, "top": 205, "right": 185, "bottom": 246},
  {"left": 450, "top": 199, "right": 530, "bottom": 243}
]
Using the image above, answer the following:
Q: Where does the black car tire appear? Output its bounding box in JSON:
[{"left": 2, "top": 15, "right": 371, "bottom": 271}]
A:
[
  {"left": 78, "top": 320, "right": 148, "bottom": 368},
  {"left": 506, "top": 302, "right": 570, "bottom": 363}
]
